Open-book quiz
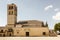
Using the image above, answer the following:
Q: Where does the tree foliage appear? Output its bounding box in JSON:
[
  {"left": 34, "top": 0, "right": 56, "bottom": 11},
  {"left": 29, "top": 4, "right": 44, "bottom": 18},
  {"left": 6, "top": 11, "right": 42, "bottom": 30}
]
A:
[{"left": 54, "top": 23, "right": 60, "bottom": 32}]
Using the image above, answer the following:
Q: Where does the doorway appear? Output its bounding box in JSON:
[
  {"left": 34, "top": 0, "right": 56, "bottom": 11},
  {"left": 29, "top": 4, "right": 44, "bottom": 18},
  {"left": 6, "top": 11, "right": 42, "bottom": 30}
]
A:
[
  {"left": 26, "top": 32, "right": 29, "bottom": 37},
  {"left": 9, "top": 33, "right": 11, "bottom": 36},
  {"left": 43, "top": 32, "right": 46, "bottom": 35}
]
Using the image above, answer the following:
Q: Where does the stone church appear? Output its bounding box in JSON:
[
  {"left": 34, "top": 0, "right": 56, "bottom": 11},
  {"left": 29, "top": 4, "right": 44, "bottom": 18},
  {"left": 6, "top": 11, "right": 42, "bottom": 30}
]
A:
[{"left": 0, "top": 3, "right": 55, "bottom": 37}]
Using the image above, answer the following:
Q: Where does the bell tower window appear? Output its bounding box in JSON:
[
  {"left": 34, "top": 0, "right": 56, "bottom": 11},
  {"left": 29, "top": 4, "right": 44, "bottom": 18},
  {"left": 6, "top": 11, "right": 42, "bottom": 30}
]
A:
[
  {"left": 8, "top": 11, "right": 13, "bottom": 15},
  {"left": 9, "top": 6, "right": 13, "bottom": 10}
]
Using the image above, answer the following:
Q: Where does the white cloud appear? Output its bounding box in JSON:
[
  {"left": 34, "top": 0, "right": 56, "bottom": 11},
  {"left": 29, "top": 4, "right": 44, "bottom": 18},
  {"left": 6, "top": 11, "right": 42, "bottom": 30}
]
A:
[
  {"left": 7, "top": 0, "right": 11, "bottom": 1},
  {"left": 54, "top": 8, "right": 59, "bottom": 12},
  {"left": 7, "top": 0, "right": 14, "bottom": 1},
  {"left": 44, "top": 5, "right": 53, "bottom": 11},
  {"left": 53, "top": 12, "right": 60, "bottom": 20}
]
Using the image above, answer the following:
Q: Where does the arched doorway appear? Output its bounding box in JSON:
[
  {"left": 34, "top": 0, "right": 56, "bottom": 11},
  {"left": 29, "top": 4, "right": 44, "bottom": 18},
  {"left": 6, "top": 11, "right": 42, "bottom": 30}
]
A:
[
  {"left": 3, "top": 34, "right": 5, "bottom": 37},
  {"left": 7, "top": 28, "right": 13, "bottom": 36},
  {"left": 9, "top": 33, "right": 11, "bottom": 36}
]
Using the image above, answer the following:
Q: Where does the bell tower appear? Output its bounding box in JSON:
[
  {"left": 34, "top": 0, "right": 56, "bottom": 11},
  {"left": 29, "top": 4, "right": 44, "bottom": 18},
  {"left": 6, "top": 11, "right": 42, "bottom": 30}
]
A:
[{"left": 7, "top": 3, "right": 17, "bottom": 27}]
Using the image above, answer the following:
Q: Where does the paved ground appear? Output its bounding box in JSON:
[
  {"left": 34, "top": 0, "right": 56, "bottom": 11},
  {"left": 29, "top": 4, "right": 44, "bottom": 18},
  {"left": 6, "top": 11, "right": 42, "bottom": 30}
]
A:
[{"left": 0, "top": 35, "right": 60, "bottom": 40}]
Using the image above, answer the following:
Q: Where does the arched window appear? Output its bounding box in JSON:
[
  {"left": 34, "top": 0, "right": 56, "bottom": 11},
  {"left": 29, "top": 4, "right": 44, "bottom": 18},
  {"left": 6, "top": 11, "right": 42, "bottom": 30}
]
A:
[
  {"left": 8, "top": 11, "right": 13, "bottom": 15},
  {"left": 43, "top": 32, "right": 46, "bottom": 35},
  {"left": 1, "top": 30, "right": 3, "bottom": 33},
  {"left": 9, "top": 6, "right": 13, "bottom": 9},
  {"left": 8, "top": 28, "right": 13, "bottom": 32}
]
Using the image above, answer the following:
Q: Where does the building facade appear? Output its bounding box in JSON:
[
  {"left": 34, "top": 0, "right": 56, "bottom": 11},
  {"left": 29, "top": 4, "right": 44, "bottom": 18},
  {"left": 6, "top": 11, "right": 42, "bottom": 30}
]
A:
[{"left": 0, "top": 3, "right": 50, "bottom": 37}]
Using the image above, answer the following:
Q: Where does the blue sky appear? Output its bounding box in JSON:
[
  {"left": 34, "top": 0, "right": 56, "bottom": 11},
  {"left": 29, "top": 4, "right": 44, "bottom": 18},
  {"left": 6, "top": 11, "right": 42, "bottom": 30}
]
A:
[{"left": 0, "top": 0, "right": 60, "bottom": 29}]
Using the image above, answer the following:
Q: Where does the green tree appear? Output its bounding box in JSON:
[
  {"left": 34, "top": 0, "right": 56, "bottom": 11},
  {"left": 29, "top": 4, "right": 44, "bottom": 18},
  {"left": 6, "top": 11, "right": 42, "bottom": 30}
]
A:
[{"left": 54, "top": 23, "right": 60, "bottom": 32}]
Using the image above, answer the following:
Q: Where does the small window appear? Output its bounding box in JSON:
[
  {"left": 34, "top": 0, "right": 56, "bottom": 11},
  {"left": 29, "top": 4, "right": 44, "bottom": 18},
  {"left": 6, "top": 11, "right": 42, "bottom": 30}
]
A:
[
  {"left": 12, "top": 11, "right": 13, "bottom": 14},
  {"left": 0, "top": 30, "right": 3, "bottom": 33},
  {"left": 3, "top": 34, "right": 5, "bottom": 37},
  {"left": 9, "top": 6, "right": 13, "bottom": 9},
  {"left": 17, "top": 32, "right": 19, "bottom": 34},
  {"left": 8, "top": 11, "right": 13, "bottom": 15},
  {"left": 43, "top": 32, "right": 46, "bottom": 35},
  {"left": 8, "top": 28, "right": 13, "bottom": 32},
  {"left": 26, "top": 32, "right": 29, "bottom": 37}
]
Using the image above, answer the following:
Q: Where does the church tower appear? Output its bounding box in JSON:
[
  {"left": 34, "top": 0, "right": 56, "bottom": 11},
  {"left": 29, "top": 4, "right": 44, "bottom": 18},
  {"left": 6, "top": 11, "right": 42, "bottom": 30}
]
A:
[{"left": 7, "top": 3, "right": 17, "bottom": 27}]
